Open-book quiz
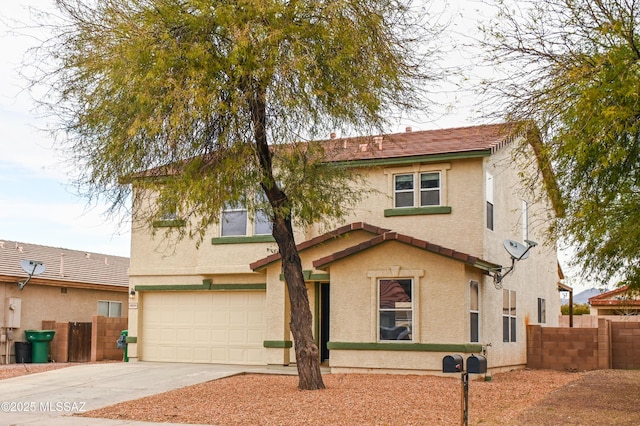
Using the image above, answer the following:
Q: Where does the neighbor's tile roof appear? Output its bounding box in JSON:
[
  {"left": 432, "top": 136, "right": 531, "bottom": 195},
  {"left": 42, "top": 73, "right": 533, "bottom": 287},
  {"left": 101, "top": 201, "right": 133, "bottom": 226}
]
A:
[
  {"left": 0, "top": 240, "right": 129, "bottom": 289},
  {"left": 589, "top": 285, "right": 640, "bottom": 306},
  {"left": 323, "top": 123, "right": 517, "bottom": 163},
  {"left": 312, "top": 231, "right": 499, "bottom": 271},
  {"left": 250, "top": 222, "right": 389, "bottom": 271}
]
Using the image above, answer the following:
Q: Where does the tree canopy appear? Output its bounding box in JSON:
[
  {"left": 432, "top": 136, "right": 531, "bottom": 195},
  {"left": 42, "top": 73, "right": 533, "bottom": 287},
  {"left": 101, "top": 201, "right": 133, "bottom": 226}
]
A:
[
  {"left": 482, "top": 0, "right": 640, "bottom": 288},
  {"left": 33, "top": 0, "right": 444, "bottom": 389},
  {"left": 39, "top": 0, "right": 440, "bottom": 232}
]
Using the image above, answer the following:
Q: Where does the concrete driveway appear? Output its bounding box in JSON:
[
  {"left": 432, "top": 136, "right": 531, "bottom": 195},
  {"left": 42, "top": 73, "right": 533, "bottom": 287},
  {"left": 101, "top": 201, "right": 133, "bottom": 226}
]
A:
[{"left": 0, "top": 362, "right": 278, "bottom": 425}]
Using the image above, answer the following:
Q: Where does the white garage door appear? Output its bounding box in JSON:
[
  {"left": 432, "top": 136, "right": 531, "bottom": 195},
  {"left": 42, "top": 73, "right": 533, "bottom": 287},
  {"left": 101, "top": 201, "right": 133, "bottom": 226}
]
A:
[{"left": 141, "top": 291, "right": 266, "bottom": 364}]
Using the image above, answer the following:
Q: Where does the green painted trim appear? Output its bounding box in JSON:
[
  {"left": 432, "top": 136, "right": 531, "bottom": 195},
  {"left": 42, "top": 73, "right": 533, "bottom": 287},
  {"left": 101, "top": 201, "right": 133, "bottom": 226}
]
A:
[
  {"left": 326, "top": 342, "right": 483, "bottom": 353},
  {"left": 314, "top": 283, "right": 320, "bottom": 348},
  {"left": 336, "top": 151, "right": 490, "bottom": 168},
  {"left": 135, "top": 281, "right": 265, "bottom": 292},
  {"left": 263, "top": 340, "right": 293, "bottom": 349},
  {"left": 211, "top": 235, "right": 275, "bottom": 244},
  {"left": 209, "top": 283, "right": 266, "bottom": 291},
  {"left": 152, "top": 219, "right": 186, "bottom": 228},
  {"left": 384, "top": 206, "right": 452, "bottom": 217},
  {"left": 279, "top": 271, "right": 330, "bottom": 281},
  {"left": 125, "top": 336, "right": 137, "bottom": 344}
]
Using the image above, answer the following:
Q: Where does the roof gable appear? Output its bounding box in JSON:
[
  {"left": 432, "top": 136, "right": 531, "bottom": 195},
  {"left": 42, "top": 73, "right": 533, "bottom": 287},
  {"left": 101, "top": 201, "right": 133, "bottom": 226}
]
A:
[
  {"left": 250, "top": 222, "right": 389, "bottom": 271},
  {"left": 312, "top": 231, "right": 499, "bottom": 272}
]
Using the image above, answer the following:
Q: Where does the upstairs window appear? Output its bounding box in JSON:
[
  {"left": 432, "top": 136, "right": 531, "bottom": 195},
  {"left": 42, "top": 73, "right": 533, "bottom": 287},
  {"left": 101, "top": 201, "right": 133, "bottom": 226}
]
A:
[
  {"left": 379, "top": 279, "right": 413, "bottom": 341},
  {"left": 486, "top": 172, "right": 494, "bottom": 230},
  {"left": 394, "top": 172, "right": 440, "bottom": 208},
  {"left": 221, "top": 203, "right": 248, "bottom": 236},
  {"left": 522, "top": 200, "right": 529, "bottom": 241},
  {"left": 221, "top": 192, "right": 273, "bottom": 237}
]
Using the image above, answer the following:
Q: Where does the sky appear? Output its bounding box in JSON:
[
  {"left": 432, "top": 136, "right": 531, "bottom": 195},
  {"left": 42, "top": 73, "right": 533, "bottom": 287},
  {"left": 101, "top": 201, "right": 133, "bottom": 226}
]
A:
[{"left": 0, "top": 1, "right": 589, "bottom": 291}]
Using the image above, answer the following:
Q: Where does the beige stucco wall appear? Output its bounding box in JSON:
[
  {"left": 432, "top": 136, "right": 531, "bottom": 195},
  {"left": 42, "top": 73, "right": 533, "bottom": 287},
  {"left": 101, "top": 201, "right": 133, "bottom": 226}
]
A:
[
  {"left": 480, "top": 142, "right": 560, "bottom": 370},
  {"left": 127, "top": 137, "right": 560, "bottom": 373}
]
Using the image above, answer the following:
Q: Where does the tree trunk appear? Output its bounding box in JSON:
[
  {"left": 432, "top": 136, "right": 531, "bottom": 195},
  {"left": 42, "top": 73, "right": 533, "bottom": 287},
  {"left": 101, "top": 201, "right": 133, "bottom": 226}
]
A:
[
  {"left": 272, "top": 216, "right": 326, "bottom": 390},
  {"left": 250, "top": 85, "right": 325, "bottom": 390}
]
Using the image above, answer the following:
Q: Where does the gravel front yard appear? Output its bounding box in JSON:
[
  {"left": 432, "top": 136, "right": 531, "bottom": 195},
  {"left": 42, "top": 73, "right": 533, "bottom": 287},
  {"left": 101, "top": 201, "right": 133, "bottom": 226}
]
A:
[
  {"left": 80, "top": 369, "right": 640, "bottom": 425},
  {"left": 3, "top": 364, "right": 639, "bottom": 425}
]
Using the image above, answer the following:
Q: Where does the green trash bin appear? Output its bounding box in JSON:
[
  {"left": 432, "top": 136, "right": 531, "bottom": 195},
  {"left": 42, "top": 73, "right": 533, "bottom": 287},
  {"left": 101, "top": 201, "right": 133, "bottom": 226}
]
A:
[
  {"left": 117, "top": 330, "right": 129, "bottom": 362},
  {"left": 25, "top": 330, "right": 55, "bottom": 363}
]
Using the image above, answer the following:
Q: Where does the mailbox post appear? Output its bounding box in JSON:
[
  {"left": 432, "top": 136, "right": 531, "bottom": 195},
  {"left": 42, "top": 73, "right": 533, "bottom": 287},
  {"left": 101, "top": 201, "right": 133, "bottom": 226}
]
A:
[{"left": 442, "top": 354, "right": 487, "bottom": 426}]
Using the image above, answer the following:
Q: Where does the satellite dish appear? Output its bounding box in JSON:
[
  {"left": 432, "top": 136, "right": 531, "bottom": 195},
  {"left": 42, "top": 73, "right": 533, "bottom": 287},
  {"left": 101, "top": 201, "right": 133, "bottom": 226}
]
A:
[
  {"left": 20, "top": 260, "right": 46, "bottom": 276},
  {"left": 17, "top": 260, "right": 46, "bottom": 291},
  {"left": 491, "top": 240, "right": 538, "bottom": 288},
  {"left": 503, "top": 240, "right": 530, "bottom": 261}
]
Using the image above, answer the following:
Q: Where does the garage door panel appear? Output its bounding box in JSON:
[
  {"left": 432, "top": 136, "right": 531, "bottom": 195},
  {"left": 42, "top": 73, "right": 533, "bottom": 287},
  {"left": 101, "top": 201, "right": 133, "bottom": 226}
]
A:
[{"left": 142, "top": 291, "right": 266, "bottom": 364}]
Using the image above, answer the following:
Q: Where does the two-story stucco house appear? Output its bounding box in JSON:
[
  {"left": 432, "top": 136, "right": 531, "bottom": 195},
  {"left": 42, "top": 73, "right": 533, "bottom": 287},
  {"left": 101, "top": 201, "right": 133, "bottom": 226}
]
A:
[{"left": 126, "top": 123, "right": 560, "bottom": 375}]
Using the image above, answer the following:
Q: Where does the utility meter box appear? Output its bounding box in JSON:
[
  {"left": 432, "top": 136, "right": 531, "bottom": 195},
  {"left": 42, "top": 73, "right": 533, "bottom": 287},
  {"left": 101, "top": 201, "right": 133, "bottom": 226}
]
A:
[
  {"left": 442, "top": 354, "right": 464, "bottom": 373},
  {"left": 467, "top": 354, "right": 487, "bottom": 374},
  {"left": 6, "top": 298, "right": 22, "bottom": 328}
]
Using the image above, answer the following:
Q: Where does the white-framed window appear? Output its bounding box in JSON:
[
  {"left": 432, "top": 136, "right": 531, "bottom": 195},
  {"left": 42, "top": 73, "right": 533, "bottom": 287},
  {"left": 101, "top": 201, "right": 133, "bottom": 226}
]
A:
[
  {"left": 470, "top": 280, "right": 479, "bottom": 342},
  {"left": 221, "top": 194, "right": 273, "bottom": 237},
  {"left": 394, "top": 172, "right": 441, "bottom": 208},
  {"left": 221, "top": 203, "right": 249, "bottom": 236},
  {"left": 538, "top": 298, "right": 546, "bottom": 324},
  {"left": 503, "top": 289, "right": 516, "bottom": 342},
  {"left": 379, "top": 278, "right": 413, "bottom": 341},
  {"left": 486, "top": 172, "right": 494, "bottom": 230},
  {"left": 522, "top": 199, "right": 529, "bottom": 241},
  {"left": 98, "top": 300, "right": 122, "bottom": 318}
]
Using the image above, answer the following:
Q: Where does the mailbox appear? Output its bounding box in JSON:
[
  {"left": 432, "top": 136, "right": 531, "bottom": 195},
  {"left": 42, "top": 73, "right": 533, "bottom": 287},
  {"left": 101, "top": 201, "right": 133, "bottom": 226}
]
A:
[
  {"left": 467, "top": 354, "right": 487, "bottom": 374},
  {"left": 442, "top": 354, "right": 464, "bottom": 373}
]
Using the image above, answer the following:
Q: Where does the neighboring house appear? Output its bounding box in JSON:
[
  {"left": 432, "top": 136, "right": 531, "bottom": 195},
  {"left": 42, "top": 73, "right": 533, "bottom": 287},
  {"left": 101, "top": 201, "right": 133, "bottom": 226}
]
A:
[
  {"left": 0, "top": 240, "right": 129, "bottom": 363},
  {"left": 127, "top": 123, "right": 561, "bottom": 374},
  {"left": 589, "top": 286, "right": 640, "bottom": 317}
]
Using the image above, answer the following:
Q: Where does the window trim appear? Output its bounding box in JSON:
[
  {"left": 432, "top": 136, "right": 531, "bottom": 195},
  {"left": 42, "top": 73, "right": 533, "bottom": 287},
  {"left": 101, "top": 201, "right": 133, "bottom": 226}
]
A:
[
  {"left": 368, "top": 268, "right": 423, "bottom": 344},
  {"left": 98, "top": 300, "right": 122, "bottom": 318},
  {"left": 486, "top": 172, "right": 494, "bottom": 230},
  {"left": 220, "top": 198, "right": 273, "bottom": 238},
  {"left": 522, "top": 199, "right": 529, "bottom": 242},
  {"left": 378, "top": 278, "right": 414, "bottom": 342},
  {"left": 538, "top": 297, "right": 546, "bottom": 324},
  {"left": 470, "top": 280, "right": 479, "bottom": 343},
  {"left": 385, "top": 164, "right": 451, "bottom": 215},
  {"left": 502, "top": 289, "right": 516, "bottom": 343}
]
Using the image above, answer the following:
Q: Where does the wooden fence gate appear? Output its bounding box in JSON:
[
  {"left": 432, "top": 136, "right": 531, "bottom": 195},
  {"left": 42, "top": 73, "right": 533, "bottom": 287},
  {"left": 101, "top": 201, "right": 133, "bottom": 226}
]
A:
[{"left": 68, "top": 322, "right": 92, "bottom": 362}]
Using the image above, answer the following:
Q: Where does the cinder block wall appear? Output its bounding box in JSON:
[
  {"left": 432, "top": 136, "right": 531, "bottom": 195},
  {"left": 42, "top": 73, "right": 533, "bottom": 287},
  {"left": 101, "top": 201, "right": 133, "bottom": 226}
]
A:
[
  {"left": 611, "top": 322, "right": 640, "bottom": 369},
  {"left": 527, "top": 320, "right": 607, "bottom": 371},
  {"left": 92, "top": 315, "right": 128, "bottom": 361},
  {"left": 41, "top": 321, "right": 70, "bottom": 363}
]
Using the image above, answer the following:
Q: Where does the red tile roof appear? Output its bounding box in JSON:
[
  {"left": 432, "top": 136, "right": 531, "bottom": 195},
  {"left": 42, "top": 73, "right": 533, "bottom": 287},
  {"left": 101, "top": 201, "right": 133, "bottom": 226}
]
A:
[
  {"left": 136, "top": 123, "right": 517, "bottom": 178},
  {"left": 312, "top": 231, "right": 499, "bottom": 272},
  {"left": 250, "top": 222, "right": 499, "bottom": 273},
  {"left": 322, "top": 123, "right": 517, "bottom": 163},
  {"left": 249, "top": 222, "right": 389, "bottom": 271},
  {"left": 589, "top": 285, "right": 640, "bottom": 306}
]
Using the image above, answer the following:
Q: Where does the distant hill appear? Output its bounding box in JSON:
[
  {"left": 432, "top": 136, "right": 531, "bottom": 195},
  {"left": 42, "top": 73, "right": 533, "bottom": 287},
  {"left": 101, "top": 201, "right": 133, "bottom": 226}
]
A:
[{"left": 560, "top": 287, "right": 606, "bottom": 305}]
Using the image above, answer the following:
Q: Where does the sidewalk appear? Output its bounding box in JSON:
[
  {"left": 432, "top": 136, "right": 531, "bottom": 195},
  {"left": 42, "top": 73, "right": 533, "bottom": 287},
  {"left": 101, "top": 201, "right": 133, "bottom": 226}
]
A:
[{"left": 0, "top": 361, "right": 288, "bottom": 425}]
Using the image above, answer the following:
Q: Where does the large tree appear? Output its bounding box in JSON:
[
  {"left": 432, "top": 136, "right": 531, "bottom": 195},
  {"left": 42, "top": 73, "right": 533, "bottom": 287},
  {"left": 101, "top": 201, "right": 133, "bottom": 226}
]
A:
[
  {"left": 34, "top": 0, "right": 442, "bottom": 389},
  {"left": 481, "top": 0, "right": 640, "bottom": 288}
]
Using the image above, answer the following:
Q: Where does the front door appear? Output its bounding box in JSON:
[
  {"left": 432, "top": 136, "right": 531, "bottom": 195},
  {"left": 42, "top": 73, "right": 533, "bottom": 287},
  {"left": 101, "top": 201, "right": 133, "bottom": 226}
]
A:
[{"left": 320, "top": 283, "right": 330, "bottom": 363}]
